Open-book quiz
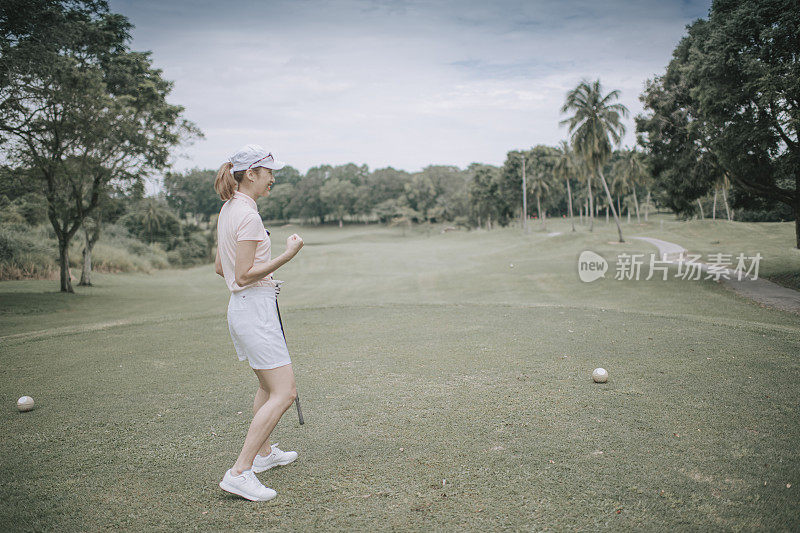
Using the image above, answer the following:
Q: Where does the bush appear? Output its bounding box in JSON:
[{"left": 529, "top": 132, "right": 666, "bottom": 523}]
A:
[
  {"left": 0, "top": 225, "right": 58, "bottom": 280},
  {"left": 1, "top": 216, "right": 209, "bottom": 280},
  {"left": 734, "top": 204, "right": 794, "bottom": 222},
  {"left": 168, "top": 232, "right": 210, "bottom": 267},
  {"left": 70, "top": 222, "right": 171, "bottom": 274},
  {"left": 118, "top": 199, "right": 183, "bottom": 249},
  {"left": 14, "top": 193, "right": 48, "bottom": 225}
]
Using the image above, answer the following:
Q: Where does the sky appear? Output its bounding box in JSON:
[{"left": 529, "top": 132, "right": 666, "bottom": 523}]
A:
[{"left": 107, "top": 0, "right": 712, "bottom": 192}]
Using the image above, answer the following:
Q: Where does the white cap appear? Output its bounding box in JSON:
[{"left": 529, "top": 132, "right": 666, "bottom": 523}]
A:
[{"left": 228, "top": 144, "right": 286, "bottom": 172}]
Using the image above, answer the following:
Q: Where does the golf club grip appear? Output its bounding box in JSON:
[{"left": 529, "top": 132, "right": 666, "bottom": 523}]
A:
[{"left": 275, "top": 295, "right": 304, "bottom": 425}]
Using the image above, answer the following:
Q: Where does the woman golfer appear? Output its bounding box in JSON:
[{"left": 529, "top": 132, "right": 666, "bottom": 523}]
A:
[{"left": 213, "top": 143, "right": 304, "bottom": 501}]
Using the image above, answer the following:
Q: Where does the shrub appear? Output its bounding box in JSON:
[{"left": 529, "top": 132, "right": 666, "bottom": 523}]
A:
[
  {"left": 168, "top": 232, "right": 209, "bottom": 267},
  {"left": 0, "top": 225, "right": 58, "bottom": 280}
]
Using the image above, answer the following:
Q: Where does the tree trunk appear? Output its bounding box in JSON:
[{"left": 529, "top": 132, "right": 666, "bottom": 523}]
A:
[
  {"left": 697, "top": 198, "right": 705, "bottom": 220},
  {"left": 79, "top": 234, "right": 94, "bottom": 286},
  {"left": 627, "top": 209, "right": 630, "bottom": 223},
  {"left": 536, "top": 193, "right": 542, "bottom": 226},
  {"left": 58, "top": 239, "right": 74, "bottom": 293},
  {"left": 339, "top": 218, "right": 343, "bottom": 228},
  {"left": 605, "top": 205, "right": 609, "bottom": 223},
  {"left": 587, "top": 179, "right": 594, "bottom": 232},
  {"left": 795, "top": 192, "right": 800, "bottom": 249},
  {"left": 566, "top": 180, "right": 575, "bottom": 232},
  {"left": 633, "top": 188, "right": 640, "bottom": 223},
  {"left": 598, "top": 168, "right": 624, "bottom": 242},
  {"left": 79, "top": 216, "right": 102, "bottom": 286},
  {"left": 712, "top": 188, "right": 717, "bottom": 220},
  {"left": 617, "top": 196, "right": 621, "bottom": 222},
  {"left": 722, "top": 187, "right": 731, "bottom": 221},
  {"left": 645, "top": 190, "right": 651, "bottom": 222}
]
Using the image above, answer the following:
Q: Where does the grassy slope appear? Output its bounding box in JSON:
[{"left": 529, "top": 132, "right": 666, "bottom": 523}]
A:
[{"left": 1, "top": 217, "right": 798, "bottom": 531}]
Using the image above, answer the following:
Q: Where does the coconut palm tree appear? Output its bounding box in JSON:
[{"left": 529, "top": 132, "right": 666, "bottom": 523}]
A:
[
  {"left": 552, "top": 140, "right": 577, "bottom": 232},
  {"left": 560, "top": 79, "right": 629, "bottom": 242},
  {"left": 612, "top": 148, "right": 647, "bottom": 223},
  {"left": 573, "top": 155, "right": 592, "bottom": 227},
  {"left": 141, "top": 198, "right": 169, "bottom": 243},
  {"left": 609, "top": 166, "right": 628, "bottom": 221},
  {"left": 528, "top": 165, "right": 551, "bottom": 230}
]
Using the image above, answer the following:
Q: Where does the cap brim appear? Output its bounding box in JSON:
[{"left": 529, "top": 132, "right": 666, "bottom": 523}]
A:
[{"left": 260, "top": 159, "right": 285, "bottom": 170}]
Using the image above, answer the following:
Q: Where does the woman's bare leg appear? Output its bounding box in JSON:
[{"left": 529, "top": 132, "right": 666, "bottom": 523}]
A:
[
  {"left": 231, "top": 364, "right": 296, "bottom": 475},
  {"left": 252, "top": 385, "right": 271, "bottom": 456}
]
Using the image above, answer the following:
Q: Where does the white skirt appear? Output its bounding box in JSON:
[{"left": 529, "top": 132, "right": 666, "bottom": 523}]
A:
[{"left": 227, "top": 286, "right": 292, "bottom": 370}]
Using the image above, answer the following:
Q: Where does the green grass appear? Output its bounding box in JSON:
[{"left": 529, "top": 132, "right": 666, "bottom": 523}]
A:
[
  {"left": 628, "top": 214, "right": 800, "bottom": 290},
  {"left": 1, "top": 217, "right": 799, "bottom": 531}
]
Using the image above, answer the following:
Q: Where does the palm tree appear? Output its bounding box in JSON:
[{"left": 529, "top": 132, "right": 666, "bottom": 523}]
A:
[
  {"left": 609, "top": 166, "right": 627, "bottom": 221},
  {"left": 552, "top": 140, "right": 576, "bottom": 232},
  {"left": 528, "top": 165, "right": 551, "bottom": 230},
  {"left": 612, "top": 148, "right": 647, "bottom": 223},
  {"left": 573, "top": 155, "right": 592, "bottom": 227},
  {"left": 141, "top": 199, "right": 168, "bottom": 243},
  {"left": 560, "top": 79, "right": 629, "bottom": 242}
]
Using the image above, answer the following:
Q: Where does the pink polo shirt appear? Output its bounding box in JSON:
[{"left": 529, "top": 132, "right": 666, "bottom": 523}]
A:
[{"left": 217, "top": 190, "right": 276, "bottom": 292}]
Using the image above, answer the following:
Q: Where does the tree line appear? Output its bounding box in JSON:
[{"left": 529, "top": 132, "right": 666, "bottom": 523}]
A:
[{"left": 1, "top": 0, "right": 795, "bottom": 293}]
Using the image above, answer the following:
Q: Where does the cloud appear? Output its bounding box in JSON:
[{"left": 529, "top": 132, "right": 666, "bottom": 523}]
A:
[{"left": 109, "top": 0, "right": 711, "bottom": 182}]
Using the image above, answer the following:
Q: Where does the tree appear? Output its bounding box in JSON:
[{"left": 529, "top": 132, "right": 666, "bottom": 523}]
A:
[
  {"left": 320, "top": 178, "right": 357, "bottom": 227},
  {"left": 163, "top": 168, "right": 221, "bottom": 223},
  {"left": 259, "top": 182, "right": 294, "bottom": 223},
  {"left": 519, "top": 146, "right": 558, "bottom": 230},
  {"left": 612, "top": 148, "right": 648, "bottom": 224},
  {"left": 500, "top": 147, "right": 557, "bottom": 228},
  {"left": 119, "top": 198, "right": 181, "bottom": 247},
  {"left": 637, "top": 0, "right": 799, "bottom": 246},
  {"left": 469, "top": 165, "right": 506, "bottom": 230},
  {"left": 560, "top": 79, "right": 629, "bottom": 242},
  {"left": 401, "top": 173, "right": 437, "bottom": 222},
  {"left": 0, "top": 0, "right": 202, "bottom": 292},
  {"left": 78, "top": 190, "right": 125, "bottom": 286},
  {"left": 288, "top": 167, "right": 330, "bottom": 224},
  {"left": 552, "top": 141, "right": 577, "bottom": 231}
]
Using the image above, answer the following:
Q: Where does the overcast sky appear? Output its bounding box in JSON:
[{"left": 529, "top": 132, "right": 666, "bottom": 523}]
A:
[{"left": 108, "top": 0, "right": 711, "bottom": 190}]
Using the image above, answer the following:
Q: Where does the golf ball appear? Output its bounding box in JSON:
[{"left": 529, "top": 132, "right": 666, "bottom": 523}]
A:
[
  {"left": 592, "top": 368, "right": 608, "bottom": 383},
  {"left": 17, "top": 396, "right": 35, "bottom": 412}
]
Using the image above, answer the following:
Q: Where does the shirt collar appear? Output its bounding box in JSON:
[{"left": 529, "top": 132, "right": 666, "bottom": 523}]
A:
[{"left": 233, "top": 190, "right": 257, "bottom": 211}]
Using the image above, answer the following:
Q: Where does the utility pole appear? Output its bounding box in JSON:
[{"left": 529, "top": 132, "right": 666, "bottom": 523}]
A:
[{"left": 520, "top": 153, "right": 528, "bottom": 234}]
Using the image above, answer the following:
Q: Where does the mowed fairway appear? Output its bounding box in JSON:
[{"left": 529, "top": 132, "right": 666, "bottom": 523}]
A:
[{"left": 2, "top": 219, "right": 799, "bottom": 531}]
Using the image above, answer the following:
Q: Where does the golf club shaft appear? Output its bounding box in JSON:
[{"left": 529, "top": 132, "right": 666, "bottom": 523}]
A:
[{"left": 275, "top": 295, "right": 304, "bottom": 425}]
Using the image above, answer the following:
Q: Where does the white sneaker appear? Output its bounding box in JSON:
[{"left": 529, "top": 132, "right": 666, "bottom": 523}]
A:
[
  {"left": 219, "top": 469, "right": 277, "bottom": 501},
  {"left": 252, "top": 443, "right": 298, "bottom": 473}
]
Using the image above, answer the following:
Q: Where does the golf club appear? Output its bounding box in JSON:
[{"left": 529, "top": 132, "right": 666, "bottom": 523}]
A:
[{"left": 273, "top": 279, "right": 304, "bottom": 425}]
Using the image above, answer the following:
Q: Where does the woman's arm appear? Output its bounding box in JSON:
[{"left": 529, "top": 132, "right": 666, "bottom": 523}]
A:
[
  {"left": 234, "top": 234, "right": 303, "bottom": 287},
  {"left": 215, "top": 247, "right": 224, "bottom": 277}
]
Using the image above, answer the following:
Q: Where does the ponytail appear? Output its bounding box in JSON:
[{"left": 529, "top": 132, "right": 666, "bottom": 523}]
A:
[{"left": 215, "top": 161, "right": 238, "bottom": 201}]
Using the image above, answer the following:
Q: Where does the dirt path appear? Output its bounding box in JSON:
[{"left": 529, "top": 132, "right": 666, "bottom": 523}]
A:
[{"left": 631, "top": 236, "right": 800, "bottom": 315}]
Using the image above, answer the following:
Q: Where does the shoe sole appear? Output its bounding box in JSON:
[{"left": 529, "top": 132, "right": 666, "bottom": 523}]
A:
[
  {"left": 219, "top": 480, "right": 277, "bottom": 502},
  {"left": 251, "top": 456, "right": 297, "bottom": 473}
]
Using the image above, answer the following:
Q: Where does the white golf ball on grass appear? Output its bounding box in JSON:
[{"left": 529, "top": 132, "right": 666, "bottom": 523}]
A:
[
  {"left": 17, "top": 396, "right": 35, "bottom": 412},
  {"left": 592, "top": 368, "right": 608, "bottom": 383}
]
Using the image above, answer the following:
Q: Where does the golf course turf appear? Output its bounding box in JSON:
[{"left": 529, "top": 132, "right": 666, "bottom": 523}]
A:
[{"left": 1, "top": 216, "right": 798, "bottom": 530}]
